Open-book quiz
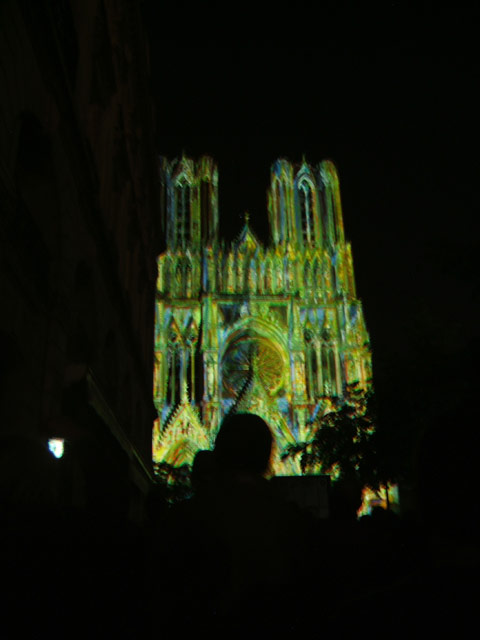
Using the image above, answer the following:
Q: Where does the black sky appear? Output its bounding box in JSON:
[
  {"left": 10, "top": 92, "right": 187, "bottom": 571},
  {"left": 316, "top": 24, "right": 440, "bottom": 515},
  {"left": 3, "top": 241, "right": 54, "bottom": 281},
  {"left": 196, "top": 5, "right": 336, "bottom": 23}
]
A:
[{"left": 142, "top": 10, "right": 478, "bottom": 395}]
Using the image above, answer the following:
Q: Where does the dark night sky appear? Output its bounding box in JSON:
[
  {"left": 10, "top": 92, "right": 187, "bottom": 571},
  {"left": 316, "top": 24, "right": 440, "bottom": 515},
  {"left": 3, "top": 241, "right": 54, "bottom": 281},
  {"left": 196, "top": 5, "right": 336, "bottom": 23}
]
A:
[{"left": 142, "top": 10, "right": 478, "bottom": 395}]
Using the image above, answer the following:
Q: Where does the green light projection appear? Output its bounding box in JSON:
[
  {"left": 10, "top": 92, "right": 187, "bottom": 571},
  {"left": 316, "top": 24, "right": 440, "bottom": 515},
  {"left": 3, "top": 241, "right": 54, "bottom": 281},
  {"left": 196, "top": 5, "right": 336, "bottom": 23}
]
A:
[{"left": 153, "top": 156, "right": 372, "bottom": 475}]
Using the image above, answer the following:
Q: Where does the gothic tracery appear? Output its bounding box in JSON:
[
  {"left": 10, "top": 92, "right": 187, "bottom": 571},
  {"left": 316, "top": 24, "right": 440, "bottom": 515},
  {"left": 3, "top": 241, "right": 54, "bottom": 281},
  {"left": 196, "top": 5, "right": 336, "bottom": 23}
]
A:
[{"left": 154, "top": 156, "right": 372, "bottom": 474}]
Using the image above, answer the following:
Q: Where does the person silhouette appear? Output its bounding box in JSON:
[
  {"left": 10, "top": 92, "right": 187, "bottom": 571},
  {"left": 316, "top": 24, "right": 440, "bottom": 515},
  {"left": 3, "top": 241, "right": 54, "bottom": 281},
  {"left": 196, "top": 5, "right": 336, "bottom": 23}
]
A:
[{"left": 208, "top": 413, "right": 312, "bottom": 629}]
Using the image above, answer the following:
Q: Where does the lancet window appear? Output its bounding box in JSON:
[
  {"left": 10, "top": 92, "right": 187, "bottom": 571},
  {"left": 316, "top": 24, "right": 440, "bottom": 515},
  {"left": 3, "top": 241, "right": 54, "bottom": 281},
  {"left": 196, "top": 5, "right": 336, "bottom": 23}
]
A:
[
  {"left": 274, "top": 260, "right": 283, "bottom": 292},
  {"left": 329, "top": 348, "right": 338, "bottom": 396},
  {"left": 185, "top": 351, "right": 192, "bottom": 400},
  {"left": 174, "top": 180, "right": 191, "bottom": 248},
  {"left": 185, "top": 261, "right": 192, "bottom": 297},
  {"left": 311, "top": 345, "right": 319, "bottom": 397},
  {"left": 329, "top": 257, "right": 337, "bottom": 294},
  {"left": 265, "top": 260, "right": 273, "bottom": 293},
  {"left": 285, "top": 259, "right": 296, "bottom": 292},
  {"left": 236, "top": 256, "right": 244, "bottom": 293},
  {"left": 312, "top": 259, "right": 321, "bottom": 291},
  {"left": 200, "top": 180, "right": 211, "bottom": 242},
  {"left": 304, "top": 329, "right": 314, "bottom": 398},
  {"left": 184, "top": 320, "right": 198, "bottom": 402},
  {"left": 323, "top": 190, "right": 337, "bottom": 245},
  {"left": 321, "top": 347, "right": 331, "bottom": 396},
  {"left": 226, "top": 253, "right": 234, "bottom": 292},
  {"left": 320, "top": 345, "right": 338, "bottom": 396},
  {"left": 216, "top": 257, "right": 223, "bottom": 292},
  {"left": 298, "top": 179, "right": 315, "bottom": 245},
  {"left": 274, "top": 179, "right": 282, "bottom": 217},
  {"left": 248, "top": 258, "right": 257, "bottom": 292},
  {"left": 273, "top": 178, "right": 285, "bottom": 242},
  {"left": 175, "top": 262, "right": 183, "bottom": 296},
  {"left": 304, "top": 261, "right": 311, "bottom": 293},
  {"left": 167, "top": 347, "right": 181, "bottom": 406}
]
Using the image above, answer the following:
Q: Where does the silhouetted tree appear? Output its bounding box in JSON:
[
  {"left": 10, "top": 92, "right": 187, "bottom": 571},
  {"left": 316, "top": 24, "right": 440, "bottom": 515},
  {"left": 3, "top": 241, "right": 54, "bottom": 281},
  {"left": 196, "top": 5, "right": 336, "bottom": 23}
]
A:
[{"left": 282, "top": 383, "right": 396, "bottom": 491}]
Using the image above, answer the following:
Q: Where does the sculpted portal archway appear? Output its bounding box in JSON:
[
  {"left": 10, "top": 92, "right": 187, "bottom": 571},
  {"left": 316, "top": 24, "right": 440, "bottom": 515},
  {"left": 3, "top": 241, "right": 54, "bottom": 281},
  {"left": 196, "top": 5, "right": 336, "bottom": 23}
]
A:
[{"left": 220, "top": 323, "right": 300, "bottom": 474}]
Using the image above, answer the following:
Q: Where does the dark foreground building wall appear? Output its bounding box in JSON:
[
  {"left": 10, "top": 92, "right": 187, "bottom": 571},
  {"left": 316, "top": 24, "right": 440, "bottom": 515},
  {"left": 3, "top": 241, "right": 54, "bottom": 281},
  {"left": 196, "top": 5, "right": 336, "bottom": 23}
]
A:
[{"left": 0, "top": 0, "right": 161, "bottom": 522}]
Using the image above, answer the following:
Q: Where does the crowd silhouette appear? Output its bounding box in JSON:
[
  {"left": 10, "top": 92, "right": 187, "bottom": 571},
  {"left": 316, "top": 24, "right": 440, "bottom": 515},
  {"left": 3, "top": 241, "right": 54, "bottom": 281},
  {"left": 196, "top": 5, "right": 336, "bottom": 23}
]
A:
[{"left": 1, "top": 410, "right": 479, "bottom": 637}]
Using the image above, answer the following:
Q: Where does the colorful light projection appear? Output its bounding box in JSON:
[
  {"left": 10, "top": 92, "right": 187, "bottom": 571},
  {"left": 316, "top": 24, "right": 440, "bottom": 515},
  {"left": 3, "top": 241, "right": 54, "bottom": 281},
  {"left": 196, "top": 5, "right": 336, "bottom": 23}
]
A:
[
  {"left": 153, "top": 156, "right": 372, "bottom": 475},
  {"left": 357, "top": 484, "right": 400, "bottom": 518}
]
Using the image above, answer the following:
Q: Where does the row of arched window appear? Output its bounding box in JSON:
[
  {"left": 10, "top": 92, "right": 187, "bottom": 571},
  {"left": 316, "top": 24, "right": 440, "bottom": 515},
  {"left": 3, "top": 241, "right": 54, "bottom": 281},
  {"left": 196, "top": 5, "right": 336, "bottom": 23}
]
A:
[
  {"left": 164, "top": 343, "right": 203, "bottom": 406},
  {"left": 212, "top": 255, "right": 338, "bottom": 297},
  {"left": 171, "top": 179, "right": 213, "bottom": 247},
  {"left": 305, "top": 343, "right": 341, "bottom": 398},
  {"left": 171, "top": 177, "right": 338, "bottom": 250},
  {"left": 160, "top": 258, "right": 195, "bottom": 298},
  {"left": 161, "top": 336, "right": 344, "bottom": 404},
  {"left": 272, "top": 177, "right": 339, "bottom": 246},
  {"left": 159, "top": 253, "right": 340, "bottom": 299}
]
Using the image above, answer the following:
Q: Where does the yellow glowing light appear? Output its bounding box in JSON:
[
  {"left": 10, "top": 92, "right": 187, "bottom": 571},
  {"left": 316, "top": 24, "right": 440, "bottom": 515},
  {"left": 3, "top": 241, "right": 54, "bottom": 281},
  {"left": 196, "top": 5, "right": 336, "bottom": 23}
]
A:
[{"left": 357, "top": 484, "right": 399, "bottom": 518}]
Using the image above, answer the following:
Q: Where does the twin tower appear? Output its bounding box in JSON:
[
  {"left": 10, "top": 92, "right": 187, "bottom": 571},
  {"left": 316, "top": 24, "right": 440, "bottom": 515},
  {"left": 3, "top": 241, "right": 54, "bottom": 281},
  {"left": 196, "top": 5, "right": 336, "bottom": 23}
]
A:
[
  {"left": 160, "top": 154, "right": 346, "bottom": 251},
  {"left": 153, "top": 155, "right": 372, "bottom": 474}
]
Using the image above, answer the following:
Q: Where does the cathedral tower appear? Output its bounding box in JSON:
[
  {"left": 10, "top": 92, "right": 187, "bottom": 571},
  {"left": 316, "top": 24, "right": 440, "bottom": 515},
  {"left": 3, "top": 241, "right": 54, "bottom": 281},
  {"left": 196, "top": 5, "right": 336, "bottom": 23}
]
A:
[
  {"left": 154, "top": 156, "right": 371, "bottom": 474},
  {"left": 160, "top": 154, "right": 218, "bottom": 252}
]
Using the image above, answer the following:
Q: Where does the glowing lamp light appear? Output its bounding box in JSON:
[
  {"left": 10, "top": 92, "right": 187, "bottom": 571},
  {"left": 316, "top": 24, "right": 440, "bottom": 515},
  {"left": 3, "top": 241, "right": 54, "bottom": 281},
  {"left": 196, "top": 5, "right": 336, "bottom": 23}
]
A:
[{"left": 48, "top": 438, "right": 65, "bottom": 459}]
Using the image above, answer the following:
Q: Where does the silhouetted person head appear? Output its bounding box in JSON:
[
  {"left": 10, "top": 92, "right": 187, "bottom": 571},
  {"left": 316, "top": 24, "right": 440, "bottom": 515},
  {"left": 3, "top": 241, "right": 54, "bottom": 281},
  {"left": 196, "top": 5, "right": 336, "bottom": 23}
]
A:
[
  {"left": 214, "top": 413, "right": 273, "bottom": 476},
  {"left": 191, "top": 449, "right": 215, "bottom": 494}
]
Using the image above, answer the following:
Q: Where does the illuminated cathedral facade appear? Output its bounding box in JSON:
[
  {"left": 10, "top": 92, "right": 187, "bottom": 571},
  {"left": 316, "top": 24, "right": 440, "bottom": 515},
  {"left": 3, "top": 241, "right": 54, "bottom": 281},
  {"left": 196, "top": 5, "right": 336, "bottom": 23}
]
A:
[{"left": 153, "top": 156, "right": 371, "bottom": 474}]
